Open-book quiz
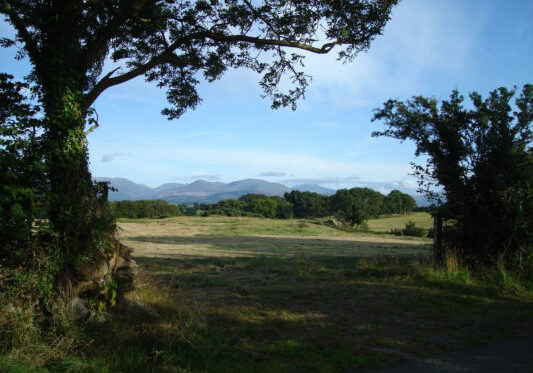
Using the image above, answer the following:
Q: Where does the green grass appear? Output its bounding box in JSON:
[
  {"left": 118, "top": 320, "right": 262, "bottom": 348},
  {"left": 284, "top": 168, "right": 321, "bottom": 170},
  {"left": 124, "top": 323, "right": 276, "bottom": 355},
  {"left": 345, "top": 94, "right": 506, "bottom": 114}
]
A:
[
  {"left": 367, "top": 212, "right": 433, "bottom": 232},
  {"left": 118, "top": 213, "right": 434, "bottom": 237},
  {"left": 2, "top": 215, "right": 531, "bottom": 372}
]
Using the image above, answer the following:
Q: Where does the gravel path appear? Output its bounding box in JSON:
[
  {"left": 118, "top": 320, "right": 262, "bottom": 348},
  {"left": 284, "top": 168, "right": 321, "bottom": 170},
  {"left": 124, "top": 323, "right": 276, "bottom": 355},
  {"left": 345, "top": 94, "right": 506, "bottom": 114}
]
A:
[{"left": 367, "top": 338, "right": 533, "bottom": 373}]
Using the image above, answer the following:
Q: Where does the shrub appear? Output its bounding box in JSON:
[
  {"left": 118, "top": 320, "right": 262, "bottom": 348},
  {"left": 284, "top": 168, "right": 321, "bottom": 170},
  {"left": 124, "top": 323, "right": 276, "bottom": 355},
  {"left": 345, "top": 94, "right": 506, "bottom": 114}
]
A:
[
  {"left": 402, "top": 221, "right": 427, "bottom": 237},
  {"left": 390, "top": 221, "right": 427, "bottom": 237}
]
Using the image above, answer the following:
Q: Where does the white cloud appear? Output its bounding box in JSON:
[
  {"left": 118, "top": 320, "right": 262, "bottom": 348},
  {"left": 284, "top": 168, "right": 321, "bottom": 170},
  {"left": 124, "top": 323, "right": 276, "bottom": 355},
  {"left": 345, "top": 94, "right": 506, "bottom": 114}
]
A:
[
  {"left": 99, "top": 144, "right": 412, "bottom": 183},
  {"left": 101, "top": 152, "right": 125, "bottom": 162},
  {"left": 258, "top": 171, "right": 287, "bottom": 177},
  {"left": 296, "top": 0, "right": 483, "bottom": 109},
  {"left": 282, "top": 175, "right": 360, "bottom": 186}
]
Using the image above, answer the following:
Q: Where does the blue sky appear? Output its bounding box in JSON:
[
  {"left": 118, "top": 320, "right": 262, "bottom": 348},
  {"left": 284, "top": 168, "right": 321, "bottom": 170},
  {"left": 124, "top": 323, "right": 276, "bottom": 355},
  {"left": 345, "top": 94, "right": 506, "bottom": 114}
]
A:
[{"left": 1, "top": 0, "right": 532, "bottom": 195}]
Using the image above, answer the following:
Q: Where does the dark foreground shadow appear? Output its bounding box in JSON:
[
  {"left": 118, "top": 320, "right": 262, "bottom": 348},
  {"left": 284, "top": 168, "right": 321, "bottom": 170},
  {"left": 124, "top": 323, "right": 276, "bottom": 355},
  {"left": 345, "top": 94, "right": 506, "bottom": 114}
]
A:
[{"left": 367, "top": 337, "right": 533, "bottom": 373}]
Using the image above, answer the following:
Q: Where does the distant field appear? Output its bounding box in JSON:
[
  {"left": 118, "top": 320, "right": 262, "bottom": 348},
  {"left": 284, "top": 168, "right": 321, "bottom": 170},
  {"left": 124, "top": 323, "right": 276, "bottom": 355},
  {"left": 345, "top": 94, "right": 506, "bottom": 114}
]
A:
[
  {"left": 118, "top": 215, "right": 431, "bottom": 259},
  {"left": 367, "top": 212, "right": 433, "bottom": 232}
]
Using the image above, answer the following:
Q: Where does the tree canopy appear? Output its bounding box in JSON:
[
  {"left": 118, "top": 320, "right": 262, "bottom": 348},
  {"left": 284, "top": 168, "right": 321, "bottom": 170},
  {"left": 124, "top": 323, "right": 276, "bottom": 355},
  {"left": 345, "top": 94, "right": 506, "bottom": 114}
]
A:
[
  {"left": 329, "top": 187, "right": 385, "bottom": 229},
  {"left": 2, "top": 0, "right": 398, "bottom": 115},
  {"left": 373, "top": 85, "right": 532, "bottom": 268}
]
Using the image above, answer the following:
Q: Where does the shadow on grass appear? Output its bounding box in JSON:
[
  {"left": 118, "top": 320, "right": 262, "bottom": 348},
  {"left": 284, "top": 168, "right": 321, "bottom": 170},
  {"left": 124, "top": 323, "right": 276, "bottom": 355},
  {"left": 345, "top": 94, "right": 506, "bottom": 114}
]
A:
[
  {"left": 127, "top": 235, "right": 431, "bottom": 258},
  {"left": 73, "top": 254, "right": 533, "bottom": 373},
  {"left": 55, "top": 252, "right": 532, "bottom": 373},
  {"left": 137, "top": 255, "right": 532, "bottom": 329}
]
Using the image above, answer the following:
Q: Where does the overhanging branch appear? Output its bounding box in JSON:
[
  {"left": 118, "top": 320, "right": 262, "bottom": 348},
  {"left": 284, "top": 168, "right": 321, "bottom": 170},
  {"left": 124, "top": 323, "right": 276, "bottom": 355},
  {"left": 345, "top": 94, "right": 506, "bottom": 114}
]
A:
[
  {"left": 82, "top": 0, "right": 155, "bottom": 70},
  {"left": 83, "top": 30, "right": 347, "bottom": 110}
]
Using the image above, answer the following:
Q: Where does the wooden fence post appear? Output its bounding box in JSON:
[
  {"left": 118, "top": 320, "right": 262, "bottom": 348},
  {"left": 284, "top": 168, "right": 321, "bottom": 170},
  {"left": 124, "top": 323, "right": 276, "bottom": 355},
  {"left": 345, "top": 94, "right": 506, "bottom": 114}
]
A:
[{"left": 433, "top": 213, "right": 443, "bottom": 268}]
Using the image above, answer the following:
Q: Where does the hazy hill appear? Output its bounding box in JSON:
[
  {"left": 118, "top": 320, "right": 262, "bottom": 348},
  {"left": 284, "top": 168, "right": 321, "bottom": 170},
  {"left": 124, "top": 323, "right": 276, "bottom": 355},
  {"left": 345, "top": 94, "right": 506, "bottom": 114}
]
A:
[
  {"left": 95, "top": 177, "right": 427, "bottom": 206},
  {"left": 94, "top": 177, "right": 153, "bottom": 201},
  {"left": 291, "top": 184, "right": 336, "bottom": 195},
  {"left": 96, "top": 177, "right": 334, "bottom": 203}
]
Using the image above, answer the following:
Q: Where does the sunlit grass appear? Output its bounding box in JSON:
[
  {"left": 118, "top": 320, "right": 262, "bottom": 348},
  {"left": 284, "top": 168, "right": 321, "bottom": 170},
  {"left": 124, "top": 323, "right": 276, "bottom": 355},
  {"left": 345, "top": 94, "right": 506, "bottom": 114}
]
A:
[{"left": 366, "top": 212, "right": 433, "bottom": 232}]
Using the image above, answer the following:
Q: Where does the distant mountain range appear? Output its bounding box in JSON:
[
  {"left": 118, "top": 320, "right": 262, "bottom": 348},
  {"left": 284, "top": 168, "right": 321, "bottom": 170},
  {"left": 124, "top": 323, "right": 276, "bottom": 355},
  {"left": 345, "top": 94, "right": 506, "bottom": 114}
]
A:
[
  {"left": 94, "top": 177, "right": 336, "bottom": 205},
  {"left": 94, "top": 177, "right": 430, "bottom": 206}
]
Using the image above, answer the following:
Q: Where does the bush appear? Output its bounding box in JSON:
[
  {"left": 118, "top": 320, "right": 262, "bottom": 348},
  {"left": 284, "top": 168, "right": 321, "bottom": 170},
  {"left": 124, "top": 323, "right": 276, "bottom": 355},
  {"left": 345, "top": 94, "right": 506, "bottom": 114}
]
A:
[
  {"left": 390, "top": 221, "right": 427, "bottom": 237},
  {"left": 108, "top": 200, "right": 182, "bottom": 219},
  {"left": 402, "top": 221, "right": 427, "bottom": 237}
]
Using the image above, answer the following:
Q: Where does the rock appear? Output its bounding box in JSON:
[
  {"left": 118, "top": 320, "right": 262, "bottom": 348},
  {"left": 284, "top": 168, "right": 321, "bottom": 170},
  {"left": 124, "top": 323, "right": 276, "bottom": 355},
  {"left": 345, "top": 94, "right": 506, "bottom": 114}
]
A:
[
  {"left": 63, "top": 242, "right": 140, "bottom": 323},
  {"left": 71, "top": 297, "right": 90, "bottom": 322},
  {"left": 325, "top": 217, "right": 346, "bottom": 229}
]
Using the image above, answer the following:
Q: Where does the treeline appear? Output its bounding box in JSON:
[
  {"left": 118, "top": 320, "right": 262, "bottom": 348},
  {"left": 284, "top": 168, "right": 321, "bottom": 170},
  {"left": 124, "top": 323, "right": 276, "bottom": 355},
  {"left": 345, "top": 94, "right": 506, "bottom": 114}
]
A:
[
  {"left": 108, "top": 188, "right": 417, "bottom": 224},
  {"left": 197, "top": 188, "right": 417, "bottom": 225},
  {"left": 108, "top": 200, "right": 183, "bottom": 219},
  {"left": 199, "top": 194, "right": 293, "bottom": 218}
]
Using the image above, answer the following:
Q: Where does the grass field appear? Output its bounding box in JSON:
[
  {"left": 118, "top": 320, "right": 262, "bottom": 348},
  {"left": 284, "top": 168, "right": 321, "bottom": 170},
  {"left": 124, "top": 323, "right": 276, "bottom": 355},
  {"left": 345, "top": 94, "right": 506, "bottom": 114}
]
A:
[
  {"left": 117, "top": 215, "right": 431, "bottom": 259},
  {"left": 366, "top": 212, "right": 433, "bottom": 232},
  {"left": 2, "top": 215, "right": 531, "bottom": 372}
]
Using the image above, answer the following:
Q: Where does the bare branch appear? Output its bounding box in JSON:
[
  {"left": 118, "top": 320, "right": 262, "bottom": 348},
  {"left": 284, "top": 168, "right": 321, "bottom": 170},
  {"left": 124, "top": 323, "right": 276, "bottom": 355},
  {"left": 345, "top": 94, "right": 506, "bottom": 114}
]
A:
[{"left": 84, "top": 123, "right": 99, "bottom": 135}]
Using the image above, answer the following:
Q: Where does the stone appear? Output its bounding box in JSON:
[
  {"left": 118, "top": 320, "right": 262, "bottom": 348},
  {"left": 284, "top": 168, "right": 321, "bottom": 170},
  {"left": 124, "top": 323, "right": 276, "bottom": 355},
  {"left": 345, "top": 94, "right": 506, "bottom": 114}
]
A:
[{"left": 71, "top": 297, "right": 90, "bottom": 322}]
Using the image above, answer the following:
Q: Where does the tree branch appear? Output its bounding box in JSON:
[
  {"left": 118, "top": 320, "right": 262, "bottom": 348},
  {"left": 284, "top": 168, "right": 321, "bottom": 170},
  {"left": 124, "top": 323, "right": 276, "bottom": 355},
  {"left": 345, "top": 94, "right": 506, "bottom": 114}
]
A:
[
  {"left": 202, "top": 31, "right": 342, "bottom": 54},
  {"left": 82, "top": 0, "right": 154, "bottom": 70},
  {"left": 84, "top": 123, "right": 99, "bottom": 135},
  {"left": 1, "top": 0, "right": 39, "bottom": 60},
  {"left": 83, "top": 30, "right": 346, "bottom": 110},
  {"left": 83, "top": 52, "right": 189, "bottom": 110}
]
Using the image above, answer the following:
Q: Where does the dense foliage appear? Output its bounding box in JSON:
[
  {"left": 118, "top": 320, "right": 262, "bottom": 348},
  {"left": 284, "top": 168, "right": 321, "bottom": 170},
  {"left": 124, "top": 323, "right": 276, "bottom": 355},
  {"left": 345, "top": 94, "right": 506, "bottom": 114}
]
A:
[
  {"left": 284, "top": 190, "right": 330, "bottom": 218},
  {"left": 373, "top": 85, "right": 533, "bottom": 269},
  {"left": 0, "top": 73, "right": 45, "bottom": 265},
  {"left": 198, "top": 188, "right": 417, "bottom": 224},
  {"left": 108, "top": 200, "right": 183, "bottom": 219}
]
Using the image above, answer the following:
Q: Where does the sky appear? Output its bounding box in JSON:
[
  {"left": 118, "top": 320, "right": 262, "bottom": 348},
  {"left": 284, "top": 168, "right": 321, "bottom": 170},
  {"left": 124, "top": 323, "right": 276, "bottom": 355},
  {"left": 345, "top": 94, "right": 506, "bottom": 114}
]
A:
[{"left": 1, "top": 0, "right": 532, "bottom": 195}]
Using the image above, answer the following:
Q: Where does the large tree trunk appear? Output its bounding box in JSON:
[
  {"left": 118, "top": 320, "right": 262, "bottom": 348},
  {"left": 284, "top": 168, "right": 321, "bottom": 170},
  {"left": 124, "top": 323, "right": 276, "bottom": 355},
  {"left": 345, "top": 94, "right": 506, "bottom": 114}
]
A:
[
  {"left": 35, "top": 4, "right": 108, "bottom": 273},
  {"left": 44, "top": 89, "right": 94, "bottom": 263}
]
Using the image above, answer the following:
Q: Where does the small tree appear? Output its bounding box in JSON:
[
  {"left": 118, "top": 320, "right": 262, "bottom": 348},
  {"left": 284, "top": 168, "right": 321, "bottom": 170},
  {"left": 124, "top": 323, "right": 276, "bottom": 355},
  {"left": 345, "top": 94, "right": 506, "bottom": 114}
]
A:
[
  {"left": 330, "top": 188, "right": 383, "bottom": 229},
  {"left": 373, "top": 85, "right": 532, "bottom": 269}
]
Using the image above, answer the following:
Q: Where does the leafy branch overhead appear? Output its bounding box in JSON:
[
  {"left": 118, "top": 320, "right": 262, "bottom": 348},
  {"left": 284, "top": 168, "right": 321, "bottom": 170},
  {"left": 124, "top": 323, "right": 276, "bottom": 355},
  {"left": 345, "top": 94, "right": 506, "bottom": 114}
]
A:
[{"left": 1, "top": 0, "right": 398, "bottom": 117}]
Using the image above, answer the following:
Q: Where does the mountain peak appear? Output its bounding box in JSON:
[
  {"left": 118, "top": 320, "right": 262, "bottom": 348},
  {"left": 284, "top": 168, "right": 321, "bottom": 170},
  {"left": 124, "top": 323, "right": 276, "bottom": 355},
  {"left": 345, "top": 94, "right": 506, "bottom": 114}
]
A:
[{"left": 95, "top": 177, "right": 333, "bottom": 204}]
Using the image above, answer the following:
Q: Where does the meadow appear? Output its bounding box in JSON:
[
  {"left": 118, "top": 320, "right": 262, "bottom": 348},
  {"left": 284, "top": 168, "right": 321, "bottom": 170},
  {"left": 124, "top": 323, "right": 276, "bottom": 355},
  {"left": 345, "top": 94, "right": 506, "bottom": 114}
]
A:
[
  {"left": 366, "top": 212, "right": 433, "bottom": 232},
  {"left": 3, "top": 214, "right": 532, "bottom": 372}
]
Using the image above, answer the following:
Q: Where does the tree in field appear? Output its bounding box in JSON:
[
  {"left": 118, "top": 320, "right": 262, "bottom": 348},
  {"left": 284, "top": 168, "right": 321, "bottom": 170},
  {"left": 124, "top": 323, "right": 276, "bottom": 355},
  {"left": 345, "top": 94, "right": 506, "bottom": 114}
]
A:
[
  {"left": 373, "top": 85, "right": 532, "bottom": 268},
  {"left": 330, "top": 187, "right": 383, "bottom": 229},
  {"left": 400, "top": 192, "right": 416, "bottom": 213},
  {"left": 380, "top": 190, "right": 416, "bottom": 215},
  {"left": 284, "top": 190, "right": 329, "bottom": 218},
  {"left": 381, "top": 189, "right": 402, "bottom": 214},
  {"left": 1, "top": 1, "right": 398, "bottom": 276}
]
